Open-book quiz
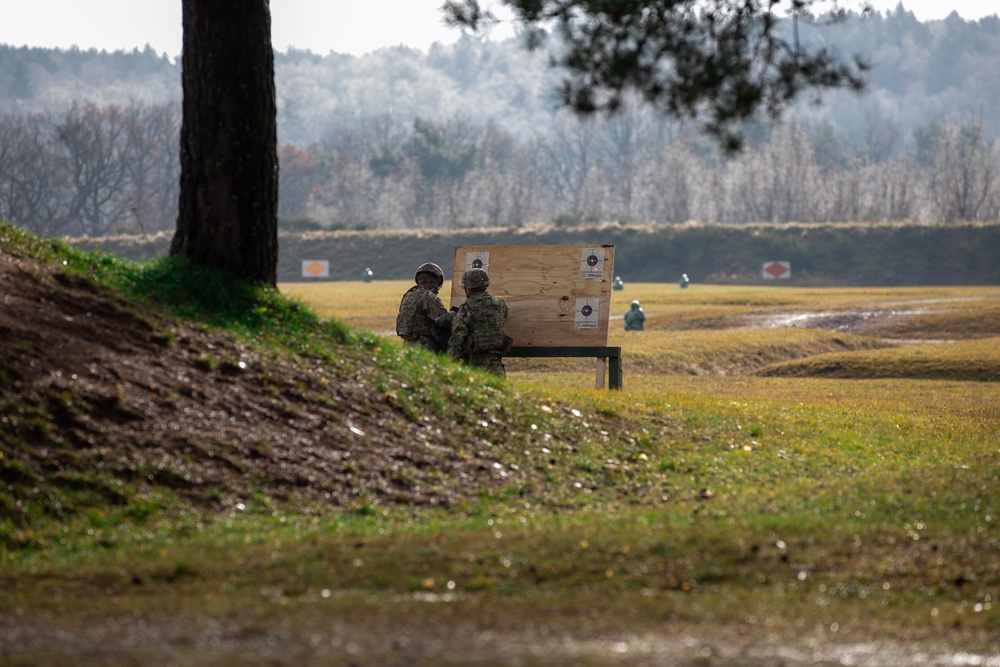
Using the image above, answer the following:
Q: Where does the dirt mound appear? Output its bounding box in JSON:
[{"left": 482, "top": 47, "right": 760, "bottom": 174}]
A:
[{"left": 0, "top": 248, "right": 517, "bottom": 516}]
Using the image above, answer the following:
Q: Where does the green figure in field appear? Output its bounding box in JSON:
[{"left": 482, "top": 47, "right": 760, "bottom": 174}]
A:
[
  {"left": 396, "top": 262, "right": 453, "bottom": 353},
  {"left": 448, "top": 268, "right": 512, "bottom": 377},
  {"left": 624, "top": 300, "right": 645, "bottom": 331}
]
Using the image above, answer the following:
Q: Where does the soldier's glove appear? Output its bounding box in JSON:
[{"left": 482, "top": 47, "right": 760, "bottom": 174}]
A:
[{"left": 450, "top": 306, "right": 459, "bottom": 313}]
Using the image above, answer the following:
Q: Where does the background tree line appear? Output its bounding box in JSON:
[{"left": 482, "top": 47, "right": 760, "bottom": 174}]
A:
[
  {"left": 0, "top": 102, "right": 179, "bottom": 236},
  {"left": 2, "top": 7, "right": 1000, "bottom": 236},
  {"left": 292, "top": 108, "right": 1000, "bottom": 228},
  {"left": 2, "top": 7, "right": 998, "bottom": 146},
  {"left": 2, "top": 100, "right": 998, "bottom": 236}
]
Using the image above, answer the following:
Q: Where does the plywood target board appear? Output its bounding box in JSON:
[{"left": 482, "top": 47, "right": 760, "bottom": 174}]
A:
[{"left": 450, "top": 245, "right": 615, "bottom": 347}]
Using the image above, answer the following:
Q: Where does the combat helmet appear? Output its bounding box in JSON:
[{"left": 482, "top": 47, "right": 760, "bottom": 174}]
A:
[
  {"left": 414, "top": 262, "right": 445, "bottom": 286},
  {"left": 461, "top": 267, "right": 490, "bottom": 290}
]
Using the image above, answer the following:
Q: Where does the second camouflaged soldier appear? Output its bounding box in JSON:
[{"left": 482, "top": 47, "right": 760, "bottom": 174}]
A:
[
  {"left": 448, "top": 268, "right": 512, "bottom": 377},
  {"left": 624, "top": 299, "right": 646, "bottom": 331},
  {"left": 396, "top": 262, "right": 453, "bottom": 353}
]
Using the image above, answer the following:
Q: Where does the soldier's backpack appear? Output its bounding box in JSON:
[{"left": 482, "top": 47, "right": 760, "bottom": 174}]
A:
[{"left": 396, "top": 286, "right": 420, "bottom": 338}]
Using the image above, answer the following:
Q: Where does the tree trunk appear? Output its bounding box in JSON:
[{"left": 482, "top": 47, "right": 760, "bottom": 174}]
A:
[{"left": 171, "top": 0, "right": 278, "bottom": 286}]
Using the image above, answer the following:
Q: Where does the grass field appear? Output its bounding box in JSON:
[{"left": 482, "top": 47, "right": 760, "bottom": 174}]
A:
[
  {"left": 275, "top": 280, "right": 1000, "bottom": 661},
  {"left": 3, "top": 242, "right": 999, "bottom": 666}
]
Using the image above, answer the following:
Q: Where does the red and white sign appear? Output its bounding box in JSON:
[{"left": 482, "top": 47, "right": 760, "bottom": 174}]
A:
[{"left": 762, "top": 261, "right": 791, "bottom": 280}]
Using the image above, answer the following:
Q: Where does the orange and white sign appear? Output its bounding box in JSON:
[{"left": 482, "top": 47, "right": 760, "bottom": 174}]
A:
[{"left": 301, "top": 260, "right": 329, "bottom": 278}]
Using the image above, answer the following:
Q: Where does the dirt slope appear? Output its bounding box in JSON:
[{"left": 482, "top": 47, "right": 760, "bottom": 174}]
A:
[{"left": 0, "top": 247, "right": 517, "bottom": 516}]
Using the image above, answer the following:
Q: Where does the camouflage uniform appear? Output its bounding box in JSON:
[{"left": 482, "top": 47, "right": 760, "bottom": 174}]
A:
[
  {"left": 396, "top": 263, "right": 453, "bottom": 353},
  {"left": 448, "top": 270, "right": 511, "bottom": 377},
  {"left": 624, "top": 300, "right": 645, "bottom": 331}
]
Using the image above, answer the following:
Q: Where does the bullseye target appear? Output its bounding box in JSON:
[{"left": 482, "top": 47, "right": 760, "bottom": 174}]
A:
[
  {"left": 575, "top": 298, "right": 600, "bottom": 330},
  {"left": 465, "top": 252, "right": 489, "bottom": 273},
  {"left": 579, "top": 248, "right": 605, "bottom": 278}
]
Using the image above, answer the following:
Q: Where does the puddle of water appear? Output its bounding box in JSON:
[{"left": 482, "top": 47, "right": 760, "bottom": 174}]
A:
[{"left": 747, "top": 309, "right": 933, "bottom": 334}]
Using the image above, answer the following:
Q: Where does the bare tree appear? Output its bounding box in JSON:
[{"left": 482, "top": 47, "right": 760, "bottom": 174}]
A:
[
  {"left": 0, "top": 113, "right": 65, "bottom": 232},
  {"left": 122, "top": 103, "right": 181, "bottom": 234},
  {"left": 506, "top": 138, "right": 545, "bottom": 226},
  {"left": 865, "top": 158, "right": 919, "bottom": 221},
  {"left": 276, "top": 143, "right": 319, "bottom": 220},
  {"left": 859, "top": 102, "right": 902, "bottom": 164},
  {"left": 643, "top": 139, "right": 697, "bottom": 223},
  {"left": 55, "top": 103, "right": 133, "bottom": 236},
  {"left": 539, "top": 113, "right": 600, "bottom": 222},
  {"left": 929, "top": 118, "right": 998, "bottom": 222},
  {"left": 470, "top": 121, "right": 519, "bottom": 226},
  {"left": 598, "top": 103, "right": 650, "bottom": 222}
]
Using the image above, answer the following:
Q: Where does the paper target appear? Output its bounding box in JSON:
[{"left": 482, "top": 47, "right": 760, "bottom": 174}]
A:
[
  {"left": 465, "top": 252, "right": 490, "bottom": 273},
  {"left": 575, "top": 298, "right": 600, "bottom": 330},
  {"left": 579, "top": 248, "right": 605, "bottom": 279}
]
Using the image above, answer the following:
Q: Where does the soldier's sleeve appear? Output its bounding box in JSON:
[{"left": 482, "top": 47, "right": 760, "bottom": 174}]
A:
[
  {"left": 427, "top": 293, "right": 453, "bottom": 328},
  {"left": 395, "top": 290, "right": 412, "bottom": 337},
  {"left": 448, "top": 308, "right": 469, "bottom": 361}
]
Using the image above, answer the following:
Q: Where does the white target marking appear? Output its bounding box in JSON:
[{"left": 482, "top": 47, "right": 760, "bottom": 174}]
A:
[
  {"left": 465, "top": 252, "right": 490, "bottom": 273},
  {"left": 575, "top": 298, "right": 600, "bottom": 329},
  {"left": 579, "top": 248, "right": 605, "bottom": 279}
]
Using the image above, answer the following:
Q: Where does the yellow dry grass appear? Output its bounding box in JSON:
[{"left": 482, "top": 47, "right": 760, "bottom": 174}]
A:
[
  {"left": 281, "top": 280, "right": 449, "bottom": 335},
  {"left": 280, "top": 281, "right": 1000, "bottom": 388},
  {"left": 281, "top": 280, "right": 1000, "bottom": 385}
]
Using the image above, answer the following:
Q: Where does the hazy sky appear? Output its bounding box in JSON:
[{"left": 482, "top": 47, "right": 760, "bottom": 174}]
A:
[{"left": 0, "top": 1, "right": 996, "bottom": 58}]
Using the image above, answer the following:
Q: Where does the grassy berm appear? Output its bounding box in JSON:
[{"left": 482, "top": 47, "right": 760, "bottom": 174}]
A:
[{"left": 2, "top": 221, "right": 999, "bottom": 666}]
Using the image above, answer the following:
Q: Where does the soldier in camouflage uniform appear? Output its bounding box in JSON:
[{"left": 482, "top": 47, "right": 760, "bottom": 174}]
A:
[
  {"left": 448, "top": 268, "right": 512, "bottom": 377},
  {"left": 624, "top": 300, "right": 646, "bottom": 331},
  {"left": 396, "top": 262, "right": 453, "bottom": 353}
]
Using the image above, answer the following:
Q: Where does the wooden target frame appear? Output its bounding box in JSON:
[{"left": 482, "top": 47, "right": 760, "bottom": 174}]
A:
[{"left": 450, "top": 244, "right": 622, "bottom": 388}]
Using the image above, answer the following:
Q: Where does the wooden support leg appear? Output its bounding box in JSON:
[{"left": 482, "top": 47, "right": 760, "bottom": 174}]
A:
[
  {"left": 596, "top": 357, "right": 607, "bottom": 389},
  {"left": 609, "top": 353, "right": 622, "bottom": 390}
]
